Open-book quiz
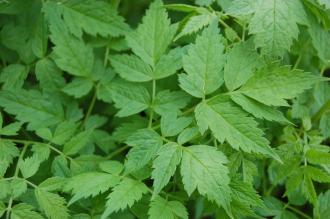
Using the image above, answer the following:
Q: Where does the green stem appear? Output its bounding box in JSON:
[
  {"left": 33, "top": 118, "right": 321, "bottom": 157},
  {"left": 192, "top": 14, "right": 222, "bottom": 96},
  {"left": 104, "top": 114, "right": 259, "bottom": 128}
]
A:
[
  {"left": 106, "top": 145, "right": 129, "bottom": 159},
  {"left": 293, "top": 53, "right": 302, "bottom": 69},
  {"left": 148, "top": 79, "right": 156, "bottom": 128},
  {"left": 285, "top": 205, "right": 313, "bottom": 219},
  {"left": 82, "top": 87, "right": 97, "bottom": 128},
  {"left": 0, "top": 138, "right": 78, "bottom": 165},
  {"left": 312, "top": 99, "right": 330, "bottom": 122},
  {"left": 6, "top": 143, "right": 29, "bottom": 219},
  {"left": 241, "top": 22, "right": 246, "bottom": 41}
]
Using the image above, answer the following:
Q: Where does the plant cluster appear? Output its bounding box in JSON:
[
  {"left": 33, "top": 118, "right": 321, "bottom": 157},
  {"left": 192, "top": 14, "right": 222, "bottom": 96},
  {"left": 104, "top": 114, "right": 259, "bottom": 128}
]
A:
[{"left": 0, "top": 0, "right": 330, "bottom": 218}]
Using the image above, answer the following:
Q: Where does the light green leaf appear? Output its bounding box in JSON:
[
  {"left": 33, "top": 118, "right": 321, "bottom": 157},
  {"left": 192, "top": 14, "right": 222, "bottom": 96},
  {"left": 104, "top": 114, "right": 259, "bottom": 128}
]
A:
[
  {"left": 63, "top": 129, "right": 92, "bottom": 155},
  {"left": 153, "top": 90, "right": 191, "bottom": 116},
  {"left": 152, "top": 143, "right": 182, "bottom": 196},
  {"left": 0, "top": 89, "right": 65, "bottom": 130},
  {"left": 306, "top": 149, "right": 330, "bottom": 164},
  {"left": 102, "top": 178, "right": 148, "bottom": 218},
  {"left": 179, "top": 23, "right": 225, "bottom": 98},
  {"left": 111, "top": 54, "right": 153, "bottom": 82},
  {"left": 62, "top": 77, "right": 94, "bottom": 98},
  {"left": 249, "top": 0, "right": 307, "bottom": 56},
  {"left": 10, "top": 178, "right": 27, "bottom": 198},
  {"left": 52, "top": 121, "right": 78, "bottom": 145},
  {"left": 19, "top": 155, "right": 41, "bottom": 178},
  {"left": 224, "top": 39, "right": 262, "bottom": 91},
  {"left": 0, "top": 64, "right": 29, "bottom": 90},
  {"left": 35, "top": 58, "right": 65, "bottom": 92},
  {"left": 55, "top": 0, "right": 129, "bottom": 37},
  {"left": 38, "top": 177, "right": 66, "bottom": 192},
  {"left": 35, "top": 189, "right": 69, "bottom": 219},
  {"left": 110, "top": 79, "right": 151, "bottom": 117},
  {"left": 125, "top": 129, "right": 163, "bottom": 173},
  {"left": 161, "top": 111, "right": 192, "bottom": 137},
  {"left": 149, "top": 196, "right": 188, "bottom": 219},
  {"left": 153, "top": 47, "right": 184, "bottom": 79},
  {"left": 231, "top": 93, "right": 290, "bottom": 123},
  {"left": 126, "top": 0, "right": 177, "bottom": 66},
  {"left": 0, "top": 122, "right": 22, "bottom": 136},
  {"left": 317, "top": 190, "right": 330, "bottom": 219},
  {"left": 180, "top": 145, "right": 231, "bottom": 215},
  {"left": 237, "top": 65, "right": 324, "bottom": 106},
  {"left": 31, "top": 143, "right": 50, "bottom": 162},
  {"left": 177, "top": 127, "right": 199, "bottom": 145},
  {"left": 320, "top": 112, "right": 330, "bottom": 138},
  {"left": 0, "top": 202, "right": 5, "bottom": 218},
  {"left": 64, "top": 172, "right": 120, "bottom": 204},
  {"left": 44, "top": 2, "right": 94, "bottom": 77},
  {"left": 0, "top": 141, "right": 19, "bottom": 176},
  {"left": 175, "top": 13, "right": 216, "bottom": 40},
  {"left": 195, "top": 97, "right": 280, "bottom": 161},
  {"left": 11, "top": 203, "right": 44, "bottom": 219}
]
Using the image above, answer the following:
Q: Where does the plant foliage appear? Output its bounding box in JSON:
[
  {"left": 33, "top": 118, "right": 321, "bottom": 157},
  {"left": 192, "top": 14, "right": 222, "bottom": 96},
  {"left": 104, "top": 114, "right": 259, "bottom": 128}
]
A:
[{"left": 0, "top": 0, "right": 330, "bottom": 218}]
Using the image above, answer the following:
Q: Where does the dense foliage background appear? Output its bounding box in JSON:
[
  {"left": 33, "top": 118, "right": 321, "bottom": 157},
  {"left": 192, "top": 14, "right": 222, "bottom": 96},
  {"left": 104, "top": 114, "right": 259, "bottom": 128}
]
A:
[{"left": 0, "top": 0, "right": 330, "bottom": 218}]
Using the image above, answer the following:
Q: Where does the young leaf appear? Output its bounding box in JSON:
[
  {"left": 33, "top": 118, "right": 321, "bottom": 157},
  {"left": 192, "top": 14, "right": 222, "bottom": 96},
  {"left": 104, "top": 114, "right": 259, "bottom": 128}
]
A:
[
  {"left": 125, "top": 129, "right": 163, "bottom": 173},
  {"left": 224, "top": 39, "right": 262, "bottom": 91},
  {"left": 179, "top": 22, "right": 225, "bottom": 98},
  {"left": 161, "top": 111, "right": 192, "bottom": 137},
  {"left": 63, "top": 129, "right": 92, "bottom": 155},
  {"left": 151, "top": 143, "right": 182, "bottom": 196},
  {"left": 35, "top": 189, "right": 69, "bottom": 219},
  {"left": 126, "top": 0, "right": 177, "bottom": 66},
  {"left": 64, "top": 172, "right": 121, "bottom": 204},
  {"left": 110, "top": 79, "right": 151, "bottom": 117},
  {"left": 11, "top": 203, "right": 44, "bottom": 219},
  {"left": 53, "top": 0, "right": 129, "bottom": 37},
  {"left": 102, "top": 178, "right": 148, "bottom": 218},
  {"left": 195, "top": 97, "right": 280, "bottom": 161},
  {"left": 149, "top": 196, "right": 188, "bottom": 219},
  {"left": 249, "top": 0, "right": 307, "bottom": 56},
  {"left": 44, "top": 2, "right": 94, "bottom": 77},
  {"left": 231, "top": 93, "right": 290, "bottom": 123},
  {"left": 180, "top": 145, "right": 232, "bottom": 215},
  {"left": 19, "top": 155, "right": 41, "bottom": 178},
  {"left": 237, "top": 65, "right": 324, "bottom": 107}
]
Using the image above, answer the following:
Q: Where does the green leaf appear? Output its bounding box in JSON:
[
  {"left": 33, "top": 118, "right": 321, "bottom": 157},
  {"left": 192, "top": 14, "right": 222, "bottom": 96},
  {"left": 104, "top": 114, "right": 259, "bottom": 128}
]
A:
[
  {"left": 249, "top": 0, "right": 307, "bottom": 56},
  {"left": 0, "top": 122, "right": 22, "bottom": 136},
  {"left": 308, "top": 13, "right": 330, "bottom": 62},
  {"left": 10, "top": 178, "right": 27, "bottom": 198},
  {"left": 0, "top": 64, "right": 29, "bottom": 90},
  {"left": 0, "top": 202, "right": 5, "bottom": 218},
  {"left": 126, "top": 0, "right": 177, "bottom": 66},
  {"left": 149, "top": 196, "right": 188, "bottom": 219},
  {"left": 38, "top": 177, "right": 66, "bottom": 192},
  {"left": 195, "top": 97, "right": 280, "bottom": 161},
  {"left": 153, "top": 47, "right": 184, "bottom": 79},
  {"left": 52, "top": 121, "right": 78, "bottom": 145},
  {"left": 64, "top": 172, "right": 120, "bottom": 204},
  {"left": 35, "top": 189, "right": 69, "bottom": 219},
  {"left": 11, "top": 203, "right": 44, "bottom": 219},
  {"left": 63, "top": 129, "right": 92, "bottom": 155},
  {"left": 44, "top": 2, "right": 94, "bottom": 77},
  {"left": 0, "top": 141, "right": 19, "bottom": 176},
  {"left": 19, "top": 155, "right": 41, "bottom": 178},
  {"left": 317, "top": 190, "right": 330, "bottom": 219},
  {"left": 224, "top": 39, "right": 262, "bottom": 91},
  {"left": 111, "top": 54, "right": 154, "bottom": 82},
  {"left": 125, "top": 129, "right": 163, "bottom": 173},
  {"left": 62, "top": 77, "right": 94, "bottom": 98},
  {"left": 0, "top": 89, "right": 65, "bottom": 130},
  {"left": 237, "top": 64, "right": 324, "bottom": 107},
  {"left": 179, "top": 23, "right": 225, "bottom": 98},
  {"left": 175, "top": 13, "right": 217, "bottom": 40},
  {"left": 151, "top": 143, "right": 182, "bottom": 196},
  {"left": 231, "top": 93, "right": 290, "bottom": 123},
  {"left": 320, "top": 112, "right": 330, "bottom": 138},
  {"left": 180, "top": 145, "right": 232, "bottom": 215},
  {"left": 177, "top": 127, "right": 200, "bottom": 145},
  {"left": 35, "top": 58, "right": 65, "bottom": 92},
  {"left": 54, "top": 0, "right": 129, "bottom": 37},
  {"left": 102, "top": 178, "right": 148, "bottom": 218},
  {"left": 153, "top": 90, "right": 191, "bottom": 116},
  {"left": 306, "top": 149, "right": 330, "bottom": 164},
  {"left": 110, "top": 79, "right": 151, "bottom": 117},
  {"left": 161, "top": 111, "right": 192, "bottom": 137}
]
